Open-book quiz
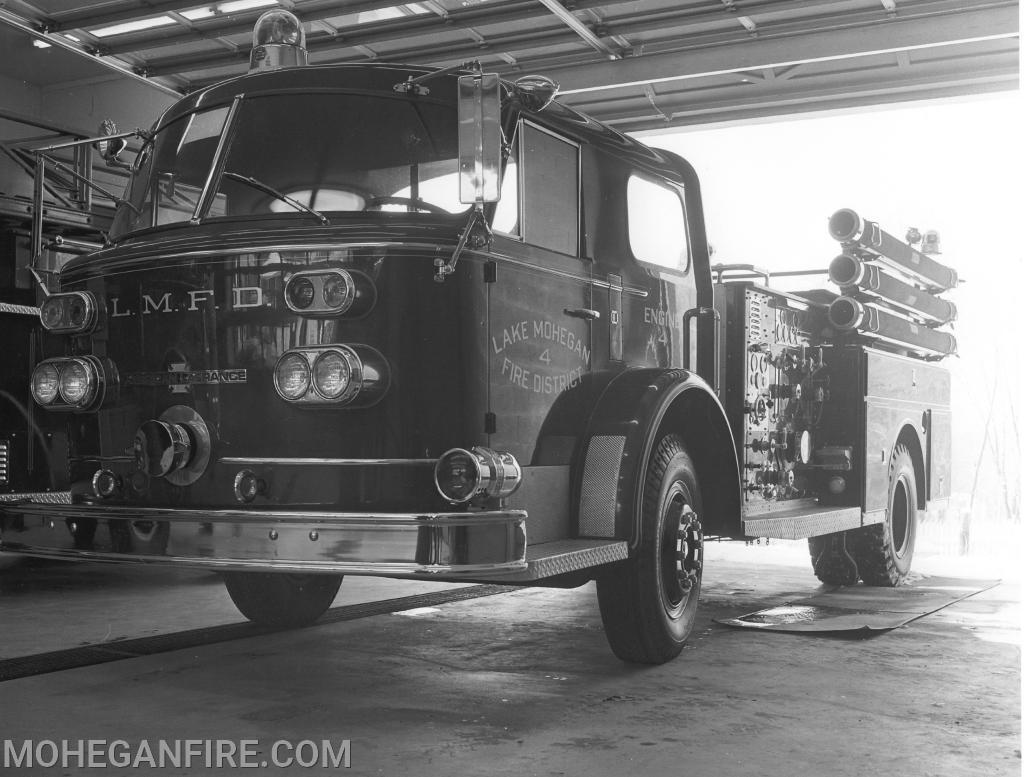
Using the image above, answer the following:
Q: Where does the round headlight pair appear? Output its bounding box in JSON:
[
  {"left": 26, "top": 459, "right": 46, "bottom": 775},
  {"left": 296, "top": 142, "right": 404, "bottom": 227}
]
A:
[
  {"left": 284, "top": 269, "right": 374, "bottom": 317},
  {"left": 30, "top": 357, "right": 100, "bottom": 409},
  {"left": 272, "top": 345, "right": 388, "bottom": 406},
  {"left": 39, "top": 292, "right": 98, "bottom": 333},
  {"left": 275, "top": 349, "right": 356, "bottom": 402}
]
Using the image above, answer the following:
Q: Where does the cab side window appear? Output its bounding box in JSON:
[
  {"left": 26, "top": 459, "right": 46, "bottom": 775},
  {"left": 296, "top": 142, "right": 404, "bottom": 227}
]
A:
[
  {"left": 627, "top": 173, "right": 689, "bottom": 272},
  {"left": 493, "top": 122, "right": 580, "bottom": 256}
]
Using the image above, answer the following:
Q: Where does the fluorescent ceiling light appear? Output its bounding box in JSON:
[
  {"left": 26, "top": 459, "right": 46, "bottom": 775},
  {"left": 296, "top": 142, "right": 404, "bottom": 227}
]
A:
[
  {"left": 91, "top": 16, "right": 177, "bottom": 37},
  {"left": 63, "top": 33, "right": 81, "bottom": 42},
  {"left": 32, "top": 39, "right": 51, "bottom": 48},
  {"left": 351, "top": 4, "right": 429, "bottom": 25},
  {"left": 181, "top": 6, "right": 216, "bottom": 20},
  {"left": 217, "top": 0, "right": 278, "bottom": 13}
]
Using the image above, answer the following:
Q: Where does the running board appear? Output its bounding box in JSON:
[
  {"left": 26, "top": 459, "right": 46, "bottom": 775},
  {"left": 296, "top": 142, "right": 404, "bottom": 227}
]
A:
[
  {"left": 743, "top": 505, "right": 881, "bottom": 541},
  {"left": 496, "top": 538, "right": 630, "bottom": 582}
]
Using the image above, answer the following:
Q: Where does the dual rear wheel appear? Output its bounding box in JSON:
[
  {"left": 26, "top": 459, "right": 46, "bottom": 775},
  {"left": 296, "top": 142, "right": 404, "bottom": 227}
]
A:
[{"left": 809, "top": 444, "right": 918, "bottom": 587}]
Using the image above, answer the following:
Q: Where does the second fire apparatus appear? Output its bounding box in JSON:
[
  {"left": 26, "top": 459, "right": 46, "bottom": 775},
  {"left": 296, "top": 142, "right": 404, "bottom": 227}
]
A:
[{"left": 0, "top": 11, "right": 955, "bottom": 664}]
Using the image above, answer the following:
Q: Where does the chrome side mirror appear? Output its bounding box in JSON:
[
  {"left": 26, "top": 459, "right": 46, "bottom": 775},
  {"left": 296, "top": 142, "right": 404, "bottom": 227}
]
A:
[
  {"left": 457, "top": 72, "right": 502, "bottom": 205},
  {"left": 96, "top": 119, "right": 129, "bottom": 169}
]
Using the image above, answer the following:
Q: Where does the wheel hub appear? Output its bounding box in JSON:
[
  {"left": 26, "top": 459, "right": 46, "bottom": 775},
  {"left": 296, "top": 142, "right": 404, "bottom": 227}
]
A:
[{"left": 675, "top": 507, "right": 703, "bottom": 592}]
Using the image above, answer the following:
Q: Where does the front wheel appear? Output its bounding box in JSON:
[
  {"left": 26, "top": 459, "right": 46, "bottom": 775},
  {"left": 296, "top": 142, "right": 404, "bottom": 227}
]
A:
[
  {"left": 223, "top": 572, "right": 343, "bottom": 627},
  {"left": 597, "top": 434, "right": 703, "bottom": 664}
]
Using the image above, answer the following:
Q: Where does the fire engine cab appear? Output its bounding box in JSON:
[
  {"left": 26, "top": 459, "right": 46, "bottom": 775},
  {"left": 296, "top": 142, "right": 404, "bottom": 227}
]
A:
[{"left": 0, "top": 11, "right": 955, "bottom": 665}]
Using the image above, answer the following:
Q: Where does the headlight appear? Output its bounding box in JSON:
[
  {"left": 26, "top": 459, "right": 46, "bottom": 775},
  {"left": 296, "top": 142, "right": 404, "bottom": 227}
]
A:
[
  {"left": 273, "top": 352, "right": 310, "bottom": 400},
  {"left": 273, "top": 345, "right": 388, "bottom": 407},
  {"left": 59, "top": 360, "right": 93, "bottom": 404},
  {"left": 434, "top": 447, "right": 522, "bottom": 504},
  {"left": 284, "top": 270, "right": 375, "bottom": 317},
  {"left": 287, "top": 276, "right": 315, "bottom": 310},
  {"left": 30, "top": 363, "right": 60, "bottom": 405},
  {"left": 38, "top": 292, "right": 98, "bottom": 333},
  {"left": 29, "top": 357, "right": 105, "bottom": 411},
  {"left": 312, "top": 349, "right": 354, "bottom": 401},
  {"left": 322, "top": 273, "right": 353, "bottom": 309}
]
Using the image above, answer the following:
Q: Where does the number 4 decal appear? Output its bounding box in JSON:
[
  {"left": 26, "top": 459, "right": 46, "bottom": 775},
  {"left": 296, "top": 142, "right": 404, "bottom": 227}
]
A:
[{"left": 539, "top": 348, "right": 551, "bottom": 365}]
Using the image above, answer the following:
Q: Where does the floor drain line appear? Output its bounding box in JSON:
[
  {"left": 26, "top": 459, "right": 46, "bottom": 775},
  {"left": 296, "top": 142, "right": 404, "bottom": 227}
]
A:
[{"left": 0, "top": 584, "right": 517, "bottom": 682}]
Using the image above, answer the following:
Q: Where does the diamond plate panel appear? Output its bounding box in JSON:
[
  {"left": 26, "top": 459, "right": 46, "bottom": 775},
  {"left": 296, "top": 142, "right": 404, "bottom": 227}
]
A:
[
  {"left": 579, "top": 435, "right": 624, "bottom": 538},
  {"left": 743, "top": 506, "right": 864, "bottom": 540}
]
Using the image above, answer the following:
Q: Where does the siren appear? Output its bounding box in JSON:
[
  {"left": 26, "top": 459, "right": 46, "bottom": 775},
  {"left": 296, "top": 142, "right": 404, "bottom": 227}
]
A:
[{"left": 249, "top": 10, "right": 307, "bottom": 72}]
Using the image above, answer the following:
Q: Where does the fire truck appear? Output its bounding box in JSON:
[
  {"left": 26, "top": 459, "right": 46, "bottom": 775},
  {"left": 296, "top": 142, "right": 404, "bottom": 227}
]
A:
[{"left": 0, "top": 11, "right": 955, "bottom": 664}]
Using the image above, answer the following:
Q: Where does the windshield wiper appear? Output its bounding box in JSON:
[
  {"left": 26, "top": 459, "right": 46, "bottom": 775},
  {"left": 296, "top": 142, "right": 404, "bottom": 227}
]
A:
[{"left": 222, "top": 171, "right": 330, "bottom": 225}]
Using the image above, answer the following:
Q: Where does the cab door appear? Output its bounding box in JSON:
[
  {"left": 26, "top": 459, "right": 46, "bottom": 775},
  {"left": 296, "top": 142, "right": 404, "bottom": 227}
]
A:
[{"left": 486, "top": 120, "right": 592, "bottom": 541}]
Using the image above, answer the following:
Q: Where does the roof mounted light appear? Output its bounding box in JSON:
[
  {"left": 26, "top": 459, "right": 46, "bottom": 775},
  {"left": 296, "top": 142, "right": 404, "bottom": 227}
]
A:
[{"left": 249, "top": 9, "right": 307, "bottom": 72}]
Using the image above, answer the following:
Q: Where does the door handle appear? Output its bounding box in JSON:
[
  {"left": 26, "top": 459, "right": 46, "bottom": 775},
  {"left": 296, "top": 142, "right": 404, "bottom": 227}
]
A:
[{"left": 563, "top": 307, "right": 601, "bottom": 321}]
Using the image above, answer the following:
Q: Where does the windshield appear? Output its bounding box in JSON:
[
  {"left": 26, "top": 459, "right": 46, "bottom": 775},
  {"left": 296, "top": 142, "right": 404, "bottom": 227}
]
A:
[{"left": 110, "top": 92, "right": 466, "bottom": 238}]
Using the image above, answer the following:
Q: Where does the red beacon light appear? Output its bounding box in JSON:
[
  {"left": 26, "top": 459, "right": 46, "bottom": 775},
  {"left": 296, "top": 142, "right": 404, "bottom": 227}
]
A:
[{"left": 249, "top": 9, "right": 307, "bottom": 72}]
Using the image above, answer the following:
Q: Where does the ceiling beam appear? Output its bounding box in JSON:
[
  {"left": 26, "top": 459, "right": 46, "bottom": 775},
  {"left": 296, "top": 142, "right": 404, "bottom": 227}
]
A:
[
  {"left": 535, "top": 0, "right": 621, "bottom": 60},
  {"left": 606, "top": 65, "right": 1018, "bottom": 131},
  {"left": 71, "top": 0, "right": 839, "bottom": 59},
  {"left": 94, "top": 0, "right": 622, "bottom": 56},
  {"left": 553, "top": 2, "right": 1018, "bottom": 94},
  {"left": 138, "top": 0, "right": 1016, "bottom": 82}
]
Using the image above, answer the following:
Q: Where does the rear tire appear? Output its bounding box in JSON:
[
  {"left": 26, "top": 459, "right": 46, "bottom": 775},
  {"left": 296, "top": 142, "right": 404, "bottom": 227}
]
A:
[
  {"left": 807, "top": 532, "right": 859, "bottom": 586},
  {"left": 223, "top": 572, "right": 343, "bottom": 627},
  {"left": 597, "top": 434, "right": 703, "bottom": 665},
  {"left": 852, "top": 444, "right": 918, "bottom": 586}
]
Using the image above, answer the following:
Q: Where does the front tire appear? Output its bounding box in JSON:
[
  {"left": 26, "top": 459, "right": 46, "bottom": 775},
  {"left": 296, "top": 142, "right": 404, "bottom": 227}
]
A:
[
  {"left": 852, "top": 444, "right": 918, "bottom": 586},
  {"left": 597, "top": 434, "right": 703, "bottom": 664},
  {"left": 223, "top": 572, "right": 343, "bottom": 627}
]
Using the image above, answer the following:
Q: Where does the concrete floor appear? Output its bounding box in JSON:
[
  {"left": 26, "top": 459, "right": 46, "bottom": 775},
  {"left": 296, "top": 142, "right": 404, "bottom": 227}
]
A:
[{"left": 0, "top": 541, "right": 1019, "bottom": 777}]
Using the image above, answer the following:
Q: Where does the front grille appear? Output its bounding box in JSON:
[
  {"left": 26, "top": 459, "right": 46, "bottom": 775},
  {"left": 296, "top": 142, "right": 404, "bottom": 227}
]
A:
[{"left": 0, "top": 439, "right": 9, "bottom": 486}]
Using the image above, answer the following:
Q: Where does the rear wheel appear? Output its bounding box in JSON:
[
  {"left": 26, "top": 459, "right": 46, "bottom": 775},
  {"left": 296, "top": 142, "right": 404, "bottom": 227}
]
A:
[
  {"left": 807, "top": 532, "right": 859, "bottom": 586},
  {"left": 223, "top": 572, "right": 343, "bottom": 627},
  {"left": 852, "top": 444, "right": 918, "bottom": 586},
  {"left": 597, "top": 434, "right": 703, "bottom": 664}
]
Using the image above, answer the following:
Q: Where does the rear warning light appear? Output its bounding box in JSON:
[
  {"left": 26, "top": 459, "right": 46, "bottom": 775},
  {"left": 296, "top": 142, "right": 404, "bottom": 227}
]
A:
[
  {"left": 273, "top": 345, "right": 389, "bottom": 407},
  {"left": 30, "top": 356, "right": 108, "bottom": 411},
  {"left": 39, "top": 291, "right": 99, "bottom": 333},
  {"left": 283, "top": 269, "right": 375, "bottom": 317}
]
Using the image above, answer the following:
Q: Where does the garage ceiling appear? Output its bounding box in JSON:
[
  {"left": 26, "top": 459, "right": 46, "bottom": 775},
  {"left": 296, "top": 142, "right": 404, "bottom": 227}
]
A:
[{"left": 0, "top": 0, "right": 1018, "bottom": 131}]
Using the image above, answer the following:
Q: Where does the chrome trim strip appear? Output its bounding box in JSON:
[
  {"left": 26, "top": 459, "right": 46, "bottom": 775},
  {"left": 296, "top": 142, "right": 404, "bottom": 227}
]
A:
[
  {"left": 88, "top": 239, "right": 648, "bottom": 298},
  {"left": 71, "top": 455, "right": 134, "bottom": 463},
  {"left": 82, "top": 242, "right": 443, "bottom": 280},
  {"left": 482, "top": 249, "right": 649, "bottom": 298},
  {"left": 864, "top": 395, "right": 950, "bottom": 409},
  {"left": 219, "top": 457, "right": 436, "bottom": 466},
  {"left": 0, "top": 548, "right": 523, "bottom": 576},
  {"left": 6, "top": 502, "right": 523, "bottom": 526}
]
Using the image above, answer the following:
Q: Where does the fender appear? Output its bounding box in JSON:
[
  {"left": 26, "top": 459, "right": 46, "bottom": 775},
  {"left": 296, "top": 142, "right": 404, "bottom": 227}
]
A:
[
  {"left": 893, "top": 422, "right": 927, "bottom": 510},
  {"left": 573, "top": 367, "right": 742, "bottom": 546}
]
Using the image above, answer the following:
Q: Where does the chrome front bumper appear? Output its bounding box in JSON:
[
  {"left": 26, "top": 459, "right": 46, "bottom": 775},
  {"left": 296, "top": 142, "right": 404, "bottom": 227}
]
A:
[{"left": 0, "top": 502, "right": 527, "bottom": 576}]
